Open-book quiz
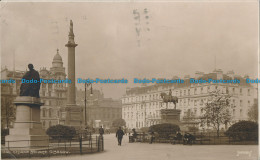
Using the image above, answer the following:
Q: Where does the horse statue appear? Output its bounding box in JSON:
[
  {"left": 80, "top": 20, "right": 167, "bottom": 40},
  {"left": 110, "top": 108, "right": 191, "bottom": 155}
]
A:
[{"left": 160, "top": 90, "right": 178, "bottom": 109}]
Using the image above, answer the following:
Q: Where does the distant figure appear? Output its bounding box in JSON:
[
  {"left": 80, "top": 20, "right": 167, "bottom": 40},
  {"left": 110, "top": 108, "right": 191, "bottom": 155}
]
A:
[
  {"left": 132, "top": 128, "right": 137, "bottom": 138},
  {"left": 20, "top": 64, "right": 40, "bottom": 98},
  {"left": 149, "top": 131, "right": 155, "bottom": 144},
  {"left": 116, "top": 127, "right": 125, "bottom": 146},
  {"left": 99, "top": 126, "right": 104, "bottom": 136},
  {"left": 183, "top": 132, "right": 195, "bottom": 145},
  {"left": 173, "top": 131, "right": 182, "bottom": 144},
  {"left": 183, "top": 132, "right": 189, "bottom": 145}
]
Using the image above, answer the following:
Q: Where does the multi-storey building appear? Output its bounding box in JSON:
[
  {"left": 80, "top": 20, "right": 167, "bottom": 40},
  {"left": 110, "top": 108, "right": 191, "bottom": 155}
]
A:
[
  {"left": 77, "top": 89, "right": 122, "bottom": 129},
  {"left": 122, "top": 69, "right": 257, "bottom": 129},
  {"left": 40, "top": 49, "right": 67, "bottom": 129}
]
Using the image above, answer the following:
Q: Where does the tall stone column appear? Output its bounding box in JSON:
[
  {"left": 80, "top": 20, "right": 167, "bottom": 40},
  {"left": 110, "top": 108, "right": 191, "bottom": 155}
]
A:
[
  {"left": 65, "top": 20, "right": 78, "bottom": 105},
  {"left": 60, "top": 20, "right": 83, "bottom": 128}
]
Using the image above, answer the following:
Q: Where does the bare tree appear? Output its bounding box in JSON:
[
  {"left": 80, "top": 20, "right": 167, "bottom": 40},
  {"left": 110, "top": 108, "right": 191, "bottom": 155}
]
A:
[
  {"left": 200, "top": 90, "right": 232, "bottom": 137},
  {"left": 248, "top": 102, "right": 258, "bottom": 122},
  {"left": 183, "top": 109, "right": 196, "bottom": 122},
  {"left": 1, "top": 97, "right": 16, "bottom": 129}
]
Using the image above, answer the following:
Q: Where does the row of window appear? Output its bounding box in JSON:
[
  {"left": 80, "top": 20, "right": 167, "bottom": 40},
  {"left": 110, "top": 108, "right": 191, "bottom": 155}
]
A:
[
  {"left": 42, "top": 108, "right": 59, "bottom": 118},
  {"left": 123, "top": 111, "right": 160, "bottom": 120},
  {"left": 123, "top": 87, "right": 252, "bottom": 104},
  {"left": 42, "top": 120, "right": 58, "bottom": 129},
  {"left": 123, "top": 98, "right": 251, "bottom": 111},
  {"left": 41, "top": 91, "right": 65, "bottom": 98},
  {"left": 90, "top": 114, "right": 121, "bottom": 119},
  {"left": 127, "top": 120, "right": 159, "bottom": 128},
  {"left": 41, "top": 83, "right": 66, "bottom": 89}
]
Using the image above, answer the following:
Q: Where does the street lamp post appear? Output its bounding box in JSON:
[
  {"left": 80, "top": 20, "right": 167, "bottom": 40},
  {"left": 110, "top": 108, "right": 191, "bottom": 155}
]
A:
[{"left": 84, "top": 82, "right": 93, "bottom": 128}]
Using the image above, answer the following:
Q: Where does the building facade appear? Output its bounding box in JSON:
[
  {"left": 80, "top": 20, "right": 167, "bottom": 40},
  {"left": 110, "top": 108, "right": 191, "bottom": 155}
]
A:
[
  {"left": 40, "top": 49, "right": 67, "bottom": 129},
  {"left": 121, "top": 69, "right": 257, "bottom": 130},
  {"left": 77, "top": 89, "right": 122, "bottom": 129}
]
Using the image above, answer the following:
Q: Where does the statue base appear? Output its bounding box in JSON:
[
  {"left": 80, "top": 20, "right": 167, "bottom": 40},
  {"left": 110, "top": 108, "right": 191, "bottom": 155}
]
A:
[
  {"left": 5, "top": 96, "right": 49, "bottom": 149},
  {"left": 160, "top": 109, "right": 181, "bottom": 125}
]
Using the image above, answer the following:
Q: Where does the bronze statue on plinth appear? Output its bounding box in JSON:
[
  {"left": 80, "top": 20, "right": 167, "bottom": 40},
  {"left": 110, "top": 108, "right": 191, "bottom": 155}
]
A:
[
  {"left": 6, "top": 64, "right": 49, "bottom": 149},
  {"left": 160, "top": 89, "right": 181, "bottom": 125},
  {"left": 20, "top": 64, "right": 41, "bottom": 98},
  {"left": 160, "top": 89, "right": 178, "bottom": 109}
]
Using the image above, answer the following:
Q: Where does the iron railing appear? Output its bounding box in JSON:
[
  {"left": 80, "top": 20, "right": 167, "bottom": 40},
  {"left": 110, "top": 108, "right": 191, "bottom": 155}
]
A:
[{"left": 1, "top": 133, "right": 104, "bottom": 159}]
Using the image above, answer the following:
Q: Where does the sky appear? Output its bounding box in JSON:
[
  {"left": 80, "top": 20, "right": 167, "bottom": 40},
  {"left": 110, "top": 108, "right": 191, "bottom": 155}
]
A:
[{"left": 1, "top": 1, "right": 259, "bottom": 99}]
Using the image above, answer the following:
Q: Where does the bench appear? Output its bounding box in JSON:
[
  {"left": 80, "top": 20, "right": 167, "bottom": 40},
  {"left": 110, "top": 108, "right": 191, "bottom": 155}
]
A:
[{"left": 194, "top": 138, "right": 211, "bottom": 144}]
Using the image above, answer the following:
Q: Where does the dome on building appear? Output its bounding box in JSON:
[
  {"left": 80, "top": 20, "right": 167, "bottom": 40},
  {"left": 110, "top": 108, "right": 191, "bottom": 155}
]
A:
[
  {"left": 53, "top": 49, "right": 62, "bottom": 63},
  {"left": 52, "top": 49, "right": 64, "bottom": 69}
]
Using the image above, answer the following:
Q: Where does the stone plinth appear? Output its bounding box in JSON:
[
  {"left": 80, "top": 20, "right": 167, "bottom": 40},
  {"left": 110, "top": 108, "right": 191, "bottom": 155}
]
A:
[
  {"left": 161, "top": 109, "right": 181, "bottom": 125},
  {"left": 5, "top": 96, "right": 49, "bottom": 149}
]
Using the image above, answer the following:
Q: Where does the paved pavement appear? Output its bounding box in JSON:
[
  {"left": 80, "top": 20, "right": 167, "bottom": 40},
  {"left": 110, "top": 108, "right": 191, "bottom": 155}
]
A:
[{"left": 26, "top": 134, "right": 258, "bottom": 160}]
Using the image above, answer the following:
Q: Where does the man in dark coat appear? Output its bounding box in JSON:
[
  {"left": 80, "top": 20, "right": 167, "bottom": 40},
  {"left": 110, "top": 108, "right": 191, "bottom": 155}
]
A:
[
  {"left": 175, "top": 131, "right": 182, "bottom": 144},
  {"left": 116, "top": 127, "right": 124, "bottom": 146},
  {"left": 99, "top": 126, "right": 104, "bottom": 136},
  {"left": 183, "top": 132, "right": 195, "bottom": 145},
  {"left": 149, "top": 131, "right": 155, "bottom": 144},
  {"left": 20, "top": 64, "right": 41, "bottom": 98},
  {"left": 183, "top": 132, "right": 189, "bottom": 145}
]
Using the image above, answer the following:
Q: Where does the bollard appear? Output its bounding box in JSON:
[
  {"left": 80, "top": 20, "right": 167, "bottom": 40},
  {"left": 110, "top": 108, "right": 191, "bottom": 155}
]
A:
[
  {"left": 79, "top": 136, "right": 82, "bottom": 155},
  {"left": 96, "top": 135, "right": 98, "bottom": 148},
  {"left": 47, "top": 143, "right": 50, "bottom": 157},
  {"left": 65, "top": 142, "right": 67, "bottom": 156},
  {"left": 97, "top": 136, "right": 100, "bottom": 152},
  {"left": 208, "top": 133, "right": 210, "bottom": 145},
  {"left": 90, "top": 136, "right": 92, "bottom": 153},
  {"left": 214, "top": 133, "right": 216, "bottom": 145},
  {"left": 200, "top": 132, "right": 202, "bottom": 145},
  {"left": 102, "top": 136, "right": 104, "bottom": 151}
]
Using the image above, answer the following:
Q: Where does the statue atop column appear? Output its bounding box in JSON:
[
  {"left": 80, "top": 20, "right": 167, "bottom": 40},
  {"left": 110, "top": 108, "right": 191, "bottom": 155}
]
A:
[
  {"left": 69, "top": 20, "right": 74, "bottom": 36},
  {"left": 20, "top": 64, "right": 41, "bottom": 98},
  {"left": 70, "top": 20, "right": 73, "bottom": 33}
]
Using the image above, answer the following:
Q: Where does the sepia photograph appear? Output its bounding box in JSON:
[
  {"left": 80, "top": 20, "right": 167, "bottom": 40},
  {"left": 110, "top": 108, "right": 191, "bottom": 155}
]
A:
[{"left": 0, "top": 0, "right": 259, "bottom": 160}]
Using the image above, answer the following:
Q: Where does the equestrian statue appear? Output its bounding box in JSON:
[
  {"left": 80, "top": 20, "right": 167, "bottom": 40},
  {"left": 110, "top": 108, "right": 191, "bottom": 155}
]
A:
[{"left": 160, "top": 89, "right": 178, "bottom": 109}]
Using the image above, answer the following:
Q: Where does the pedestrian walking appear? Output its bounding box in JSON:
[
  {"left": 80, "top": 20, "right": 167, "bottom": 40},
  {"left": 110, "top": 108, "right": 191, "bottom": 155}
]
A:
[
  {"left": 116, "top": 127, "right": 125, "bottom": 146},
  {"left": 149, "top": 131, "right": 155, "bottom": 144},
  {"left": 183, "top": 132, "right": 189, "bottom": 145},
  {"left": 175, "top": 131, "right": 182, "bottom": 144}
]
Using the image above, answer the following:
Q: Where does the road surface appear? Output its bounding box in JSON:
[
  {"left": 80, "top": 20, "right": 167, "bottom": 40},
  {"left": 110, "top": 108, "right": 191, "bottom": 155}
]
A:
[{"left": 25, "top": 134, "right": 258, "bottom": 160}]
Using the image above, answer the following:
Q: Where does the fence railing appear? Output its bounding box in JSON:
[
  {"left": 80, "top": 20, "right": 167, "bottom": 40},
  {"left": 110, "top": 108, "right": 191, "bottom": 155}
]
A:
[
  {"left": 1, "top": 133, "right": 104, "bottom": 159},
  {"left": 129, "top": 131, "right": 258, "bottom": 145}
]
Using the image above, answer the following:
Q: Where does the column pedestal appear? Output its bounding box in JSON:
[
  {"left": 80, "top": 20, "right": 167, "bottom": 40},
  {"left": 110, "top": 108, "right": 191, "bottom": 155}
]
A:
[
  {"left": 59, "top": 105, "right": 83, "bottom": 129},
  {"left": 161, "top": 109, "right": 181, "bottom": 125},
  {"left": 5, "top": 96, "right": 49, "bottom": 149}
]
